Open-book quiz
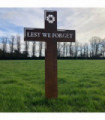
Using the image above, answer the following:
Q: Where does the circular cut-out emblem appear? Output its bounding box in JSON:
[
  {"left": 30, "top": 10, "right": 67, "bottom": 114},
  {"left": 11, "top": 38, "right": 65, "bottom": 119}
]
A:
[{"left": 46, "top": 14, "right": 55, "bottom": 24}]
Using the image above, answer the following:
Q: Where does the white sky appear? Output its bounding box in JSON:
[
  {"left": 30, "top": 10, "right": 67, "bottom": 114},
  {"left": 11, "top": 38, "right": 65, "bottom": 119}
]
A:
[{"left": 0, "top": 8, "right": 105, "bottom": 44}]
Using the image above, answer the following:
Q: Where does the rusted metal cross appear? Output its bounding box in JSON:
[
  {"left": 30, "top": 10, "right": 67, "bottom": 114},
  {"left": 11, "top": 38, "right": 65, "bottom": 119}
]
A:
[{"left": 24, "top": 10, "right": 75, "bottom": 99}]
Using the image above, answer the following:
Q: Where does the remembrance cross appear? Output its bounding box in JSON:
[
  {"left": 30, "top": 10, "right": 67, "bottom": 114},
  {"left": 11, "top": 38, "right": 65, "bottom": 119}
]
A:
[{"left": 24, "top": 10, "right": 75, "bottom": 99}]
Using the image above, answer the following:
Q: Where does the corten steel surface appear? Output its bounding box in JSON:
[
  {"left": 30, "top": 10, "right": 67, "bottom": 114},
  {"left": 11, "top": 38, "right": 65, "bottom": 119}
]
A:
[
  {"left": 45, "top": 11, "right": 58, "bottom": 98},
  {"left": 24, "top": 10, "right": 76, "bottom": 99},
  {"left": 24, "top": 28, "right": 75, "bottom": 42},
  {"left": 45, "top": 40, "right": 57, "bottom": 98}
]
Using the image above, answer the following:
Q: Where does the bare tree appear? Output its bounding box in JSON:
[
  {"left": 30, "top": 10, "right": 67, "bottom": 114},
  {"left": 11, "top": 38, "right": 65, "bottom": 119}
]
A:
[
  {"left": 39, "top": 42, "right": 43, "bottom": 57},
  {"left": 85, "top": 43, "right": 89, "bottom": 58},
  {"left": 58, "top": 43, "right": 64, "bottom": 57},
  {"left": 57, "top": 42, "right": 61, "bottom": 57},
  {"left": 100, "top": 39, "right": 105, "bottom": 57},
  {"left": 2, "top": 37, "right": 8, "bottom": 57},
  {"left": 66, "top": 43, "right": 69, "bottom": 57},
  {"left": 24, "top": 41, "right": 29, "bottom": 57},
  {"left": 74, "top": 42, "right": 79, "bottom": 57},
  {"left": 83, "top": 43, "right": 88, "bottom": 57},
  {"left": 90, "top": 36, "right": 101, "bottom": 57},
  {"left": 9, "top": 36, "right": 15, "bottom": 55},
  {"left": 69, "top": 42, "right": 73, "bottom": 57},
  {"left": 17, "top": 35, "right": 21, "bottom": 54},
  {"left": 63, "top": 42, "right": 66, "bottom": 57},
  {"left": 32, "top": 41, "right": 36, "bottom": 57}
]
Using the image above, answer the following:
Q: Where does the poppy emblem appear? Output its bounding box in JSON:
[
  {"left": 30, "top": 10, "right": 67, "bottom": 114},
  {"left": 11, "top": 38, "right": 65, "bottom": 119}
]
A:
[{"left": 46, "top": 14, "right": 55, "bottom": 24}]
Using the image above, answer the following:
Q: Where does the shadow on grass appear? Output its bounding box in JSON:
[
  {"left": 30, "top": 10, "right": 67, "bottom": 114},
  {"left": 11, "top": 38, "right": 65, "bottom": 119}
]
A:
[{"left": 0, "top": 80, "right": 17, "bottom": 84}]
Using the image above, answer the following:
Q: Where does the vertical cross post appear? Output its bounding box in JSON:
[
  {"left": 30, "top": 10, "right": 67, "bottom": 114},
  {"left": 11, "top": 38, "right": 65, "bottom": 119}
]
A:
[{"left": 45, "top": 11, "right": 58, "bottom": 98}]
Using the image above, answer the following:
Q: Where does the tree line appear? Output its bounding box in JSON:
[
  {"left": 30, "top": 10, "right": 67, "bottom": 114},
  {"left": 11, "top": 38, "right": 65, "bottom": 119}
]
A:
[{"left": 0, "top": 35, "right": 105, "bottom": 59}]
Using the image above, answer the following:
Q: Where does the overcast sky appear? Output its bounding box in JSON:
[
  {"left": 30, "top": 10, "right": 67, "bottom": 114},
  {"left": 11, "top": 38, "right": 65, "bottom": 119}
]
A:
[{"left": 0, "top": 8, "right": 105, "bottom": 44}]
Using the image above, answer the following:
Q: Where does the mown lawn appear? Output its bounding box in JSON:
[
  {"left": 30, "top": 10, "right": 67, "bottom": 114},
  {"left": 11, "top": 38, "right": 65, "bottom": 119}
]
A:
[{"left": 0, "top": 60, "right": 105, "bottom": 112}]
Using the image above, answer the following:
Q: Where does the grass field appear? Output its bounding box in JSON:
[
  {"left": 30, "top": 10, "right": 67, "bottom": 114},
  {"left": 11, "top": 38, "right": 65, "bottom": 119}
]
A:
[{"left": 0, "top": 60, "right": 105, "bottom": 112}]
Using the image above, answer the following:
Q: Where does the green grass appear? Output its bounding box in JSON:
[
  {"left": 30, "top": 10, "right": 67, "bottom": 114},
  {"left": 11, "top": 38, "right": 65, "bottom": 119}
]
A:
[{"left": 0, "top": 60, "right": 105, "bottom": 112}]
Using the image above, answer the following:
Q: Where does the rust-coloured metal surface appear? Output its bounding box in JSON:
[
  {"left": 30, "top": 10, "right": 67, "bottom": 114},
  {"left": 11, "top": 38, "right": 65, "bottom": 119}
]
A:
[
  {"left": 24, "top": 28, "right": 75, "bottom": 42},
  {"left": 24, "top": 10, "right": 76, "bottom": 99},
  {"left": 45, "top": 11, "right": 58, "bottom": 98},
  {"left": 45, "top": 40, "right": 57, "bottom": 98}
]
